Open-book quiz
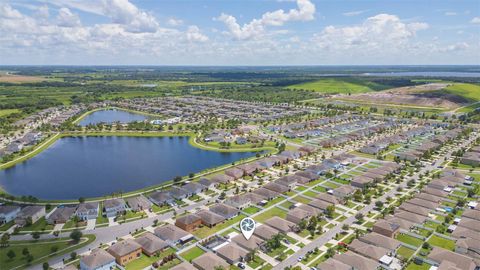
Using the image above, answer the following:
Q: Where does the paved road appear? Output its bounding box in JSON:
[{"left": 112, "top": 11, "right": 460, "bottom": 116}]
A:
[{"left": 274, "top": 132, "right": 479, "bottom": 269}]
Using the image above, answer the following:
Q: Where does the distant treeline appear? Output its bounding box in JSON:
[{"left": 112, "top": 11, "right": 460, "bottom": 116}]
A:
[{"left": 196, "top": 86, "right": 320, "bottom": 103}]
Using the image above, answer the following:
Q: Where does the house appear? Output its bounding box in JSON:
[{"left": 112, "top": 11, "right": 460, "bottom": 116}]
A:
[
  {"left": 103, "top": 199, "right": 126, "bottom": 218},
  {"left": 308, "top": 199, "right": 331, "bottom": 211},
  {"left": 182, "top": 182, "right": 205, "bottom": 195},
  {"left": 359, "top": 232, "right": 402, "bottom": 252},
  {"left": 80, "top": 249, "right": 116, "bottom": 270},
  {"left": 236, "top": 163, "right": 259, "bottom": 175},
  {"left": 332, "top": 251, "right": 380, "bottom": 270},
  {"left": 47, "top": 206, "right": 77, "bottom": 224},
  {"left": 148, "top": 191, "right": 174, "bottom": 206},
  {"left": 457, "top": 217, "right": 480, "bottom": 232},
  {"left": 455, "top": 238, "right": 480, "bottom": 260},
  {"left": 211, "top": 174, "right": 234, "bottom": 185},
  {"left": 224, "top": 194, "right": 253, "bottom": 209},
  {"left": 253, "top": 224, "right": 279, "bottom": 240},
  {"left": 286, "top": 207, "right": 312, "bottom": 224},
  {"left": 175, "top": 214, "right": 202, "bottom": 232},
  {"left": 427, "top": 247, "right": 477, "bottom": 270},
  {"left": 399, "top": 202, "right": 431, "bottom": 216},
  {"left": 209, "top": 203, "right": 239, "bottom": 219},
  {"left": 253, "top": 188, "right": 279, "bottom": 200},
  {"left": 393, "top": 210, "right": 427, "bottom": 224},
  {"left": 76, "top": 202, "right": 99, "bottom": 221},
  {"left": 134, "top": 232, "right": 169, "bottom": 256},
  {"left": 349, "top": 239, "right": 390, "bottom": 261},
  {"left": 316, "top": 259, "right": 351, "bottom": 270},
  {"left": 264, "top": 182, "right": 290, "bottom": 193},
  {"left": 198, "top": 178, "right": 216, "bottom": 189},
  {"left": 225, "top": 168, "right": 244, "bottom": 179},
  {"left": 316, "top": 193, "right": 343, "bottom": 205},
  {"left": 413, "top": 192, "right": 444, "bottom": 204},
  {"left": 384, "top": 216, "right": 415, "bottom": 230},
  {"left": 170, "top": 262, "right": 196, "bottom": 270},
  {"left": 332, "top": 185, "right": 356, "bottom": 198},
  {"left": 15, "top": 206, "right": 45, "bottom": 227},
  {"left": 168, "top": 187, "right": 189, "bottom": 199},
  {"left": 215, "top": 243, "right": 248, "bottom": 264},
  {"left": 264, "top": 217, "right": 297, "bottom": 233},
  {"left": 126, "top": 196, "right": 152, "bottom": 212},
  {"left": 423, "top": 187, "right": 448, "bottom": 198},
  {"left": 372, "top": 219, "right": 401, "bottom": 238},
  {"left": 107, "top": 239, "right": 142, "bottom": 266},
  {"left": 463, "top": 209, "right": 480, "bottom": 221},
  {"left": 196, "top": 210, "right": 225, "bottom": 227},
  {"left": 351, "top": 175, "right": 373, "bottom": 188},
  {"left": 154, "top": 224, "right": 194, "bottom": 244},
  {"left": 295, "top": 171, "right": 319, "bottom": 182},
  {"left": 452, "top": 227, "right": 480, "bottom": 241},
  {"left": 0, "top": 205, "right": 21, "bottom": 224},
  {"left": 232, "top": 234, "right": 263, "bottom": 251},
  {"left": 192, "top": 252, "right": 229, "bottom": 270},
  {"left": 406, "top": 198, "right": 439, "bottom": 209}
]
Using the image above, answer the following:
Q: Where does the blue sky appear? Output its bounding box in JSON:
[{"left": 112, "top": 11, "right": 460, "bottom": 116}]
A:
[{"left": 0, "top": 0, "right": 479, "bottom": 65}]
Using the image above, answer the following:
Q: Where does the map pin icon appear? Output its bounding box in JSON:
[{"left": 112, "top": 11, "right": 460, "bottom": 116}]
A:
[{"left": 240, "top": 217, "right": 256, "bottom": 240}]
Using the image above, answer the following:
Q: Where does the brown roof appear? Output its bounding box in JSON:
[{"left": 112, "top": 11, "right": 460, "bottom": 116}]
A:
[
  {"left": 216, "top": 243, "right": 248, "bottom": 263},
  {"left": 394, "top": 210, "right": 427, "bottom": 224},
  {"left": 349, "top": 239, "right": 390, "bottom": 260},
  {"left": 428, "top": 247, "right": 476, "bottom": 270},
  {"left": 399, "top": 202, "right": 431, "bottom": 216},
  {"left": 107, "top": 239, "right": 141, "bottom": 257},
  {"left": 192, "top": 252, "right": 229, "bottom": 270},
  {"left": 196, "top": 210, "right": 225, "bottom": 226},
  {"left": 333, "top": 251, "right": 379, "bottom": 270},
  {"left": 154, "top": 224, "right": 191, "bottom": 242},
  {"left": 316, "top": 259, "right": 351, "bottom": 270},
  {"left": 170, "top": 261, "right": 197, "bottom": 270},
  {"left": 253, "top": 224, "right": 279, "bottom": 240},
  {"left": 134, "top": 232, "right": 168, "bottom": 254},
  {"left": 81, "top": 249, "right": 115, "bottom": 269},
  {"left": 458, "top": 217, "right": 480, "bottom": 232},
  {"left": 232, "top": 234, "right": 263, "bottom": 251},
  {"left": 264, "top": 216, "right": 296, "bottom": 233},
  {"left": 359, "top": 232, "right": 402, "bottom": 251},
  {"left": 176, "top": 214, "right": 201, "bottom": 225}
]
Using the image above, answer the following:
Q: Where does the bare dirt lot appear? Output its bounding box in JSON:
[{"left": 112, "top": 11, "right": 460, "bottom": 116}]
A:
[
  {"left": 334, "top": 83, "right": 466, "bottom": 110},
  {"left": 0, "top": 73, "right": 47, "bottom": 83}
]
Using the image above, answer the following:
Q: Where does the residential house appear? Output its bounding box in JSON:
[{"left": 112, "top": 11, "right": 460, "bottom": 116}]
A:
[
  {"left": 0, "top": 205, "right": 21, "bottom": 224},
  {"left": 427, "top": 247, "right": 477, "bottom": 270},
  {"left": 253, "top": 188, "right": 279, "bottom": 200},
  {"left": 196, "top": 210, "right": 225, "bottom": 227},
  {"left": 107, "top": 239, "right": 142, "bottom": 266},
  {"left": 80, "top": 249, "right": 116, "bottom": 270},
  {"left": 209, "top": 203, "right": 239, "bottom": 219},
  {"left": 168, "top": 187, "right": 189, "bottom": 199},
  {"left": 332, "top": 251, "right": 380, "bottom": 270},
  {"left": 15, "top": 206, "right": 45, "bottom": 227},
  {"left": 192, "top": 252, "right": 229, "bottom": 270},
  {"left": 253, "top": 224, "right": 279, "bottom": 241},
  {"left": 372, "top": 219, "right": 401, "bottom": 238},
  {"left": 198, "top": 178, "right": 216, "bottom": 189},
  {"left": 316, "top": 259, "right": 351, "bottom": 270},
  {"left": 232, "top": 234, "right": 263, "bottom": 251},
  {"left": 103, "top": 199, "right": 126, "bottom": 218},
  {"left": 359, "top": 232, "right": 402, "bottom": 252},
  {"left": 134, "top": 232, "right": 169, "bottom": 256},
  {"left": 126, "top": 196, "right": 152, "bottom": 212},
  {"left": 286, "top": 207, "right": 312, "bottom": 224},
  {"left": 264, "top": 217, "right": 297, "bottom": 233},
  {"left": 349, "top": 239, "right": 390, "bottom": 261},
  {"left": 182, "top": 182, "right": 205, "bottom": 195},
  {"left": 264, "top": 182, "right": 290, "bottom": 193},
  {"left": 455, "top": 238, "right": 480, "bottom": 260},
  {"left": 175, "top": 214, "right": 202, "bottom": 232},
  {"left": 215, "top": 243, "right": 248, "bottom": 264},
  {"left": 47, "top": 206, "right": 77, "bottom": 224},
  {"left": 225, "top": 168, "right": 244, "bottom": 179},
  {"left": 332, "top": 185, "right": 356, "bottom": 198},
  {"left": 148, "top": 191, "right": 174, "bottom": 206},
  {"left": 211, "top": 174, "right": 234, "bottom": 185},
  {"left": 76, "top": 202, "right": 99, "bottom": 221},
  {"left": 170, "top": 262, "right": 196, "bottom": 270},
  {"left": 154, "top": 224, "right": 194, "bottom": 245}
]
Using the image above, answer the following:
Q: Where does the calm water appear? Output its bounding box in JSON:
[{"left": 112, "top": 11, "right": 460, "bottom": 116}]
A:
[
  {"left": 362, "top": 72, "right": 480, "bottom": 78},
  {"left": 79, "top": 109, "right": 149, "bottom": 126},
  {"left": 0, "top": 136, "right": 257, "bottom": 200}
]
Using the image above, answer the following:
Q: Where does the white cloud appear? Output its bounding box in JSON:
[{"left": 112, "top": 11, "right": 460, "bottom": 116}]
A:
[
  {"left": 312, "top": 14, "right": 428, "bottom": 52},
  {"left": 343, "top": 10, "right": 369, "bottom": 17},
  {"left": 167, "top": 18, "right": 183, "bottom": 26},
  {"left": 444, "top": 11, "right": 457, "bottom": 16},
  {"left": 186, "top": 25, "right": 208, "bottom": 42},
  {"left": 216, "top": 0, "right": 315, "bottom": 40},
  {"left": 102, "top": 0, "right": 159, "bottom": 33},
  {"left": 57, "top": 7, "right": 81, "bottom": 27},
  {"left": 438, "top": 42, "right": 469, "bottom": 52},
  {"left": 471, "top": 17, "right": 480, "bottom": 24}
]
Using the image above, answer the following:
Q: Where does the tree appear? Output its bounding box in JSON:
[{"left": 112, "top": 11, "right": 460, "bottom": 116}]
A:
[
  {"left": 70, "top": 230, "right": 82, "bottom": 243},
  {"left": 51, "top": 246, "right": 58, "bottom": 254},
  {"left": 22, "top": 247, "right": 29, "bottom": 256},
  {"left": 78, "top": 197, "right": 85, "bottom": 203},
  {"left": 70, "top": 252, "right": 77, "bottom": 260},
  {"left": 375, "top": 201, "right": 384, "bottom": 209},
  {"left": 355, "top": 213, "right": 364, "bottom": 223},
  {"left": 7, "top": 250, "right": 15, "bottom": 260},
  {"left": 341, "top": 224, "right": 349, "bottom": 232},
  {"left": 173, "top": 176, "right": 182, "bottom": 183},
  {"left": 325, "top": 205, "right": 335, "bottom": 219},
  {"left": 326, "top": 247, "right": 335, "bottom": 258},
  {"left": 43, "top": 262, "right": 49, "bottom": 270},
  {"left": 32, "top": 231, "right": 41, "bottom": 240}
]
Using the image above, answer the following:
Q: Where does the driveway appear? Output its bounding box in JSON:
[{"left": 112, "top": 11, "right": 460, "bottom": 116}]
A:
[{"left": 86, "top": 219, "right": 96, "bottom": 230}]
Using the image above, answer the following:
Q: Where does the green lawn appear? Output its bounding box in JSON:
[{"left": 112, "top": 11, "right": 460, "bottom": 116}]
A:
[
  {"left": 125, "top": 248, "right": 176, "bottom": 270},
  {"left": 0, "top": 235, "right": 95, "bottom": 270},
  {"left": 0, "top": 221, "right": 14, "bottom": 232},
  {"left": 405, "top": 261, "right": 432, "bottom": 270},
  {"left": 246, "top": 255, "right": 265, "bottom": 269},
  {"left": 397, "top": 246, "right": 416, "bottom": 259},
  {"left": 254, "top": 207, "right": 287, "bottom": 223},
  {"left": 396, "top": 233, "right": 424, "bottom": 247},
  {"left": 18, "top": 217, "right": 54, "bottom": 232},
  {"left": 443, "top": 83, "right": 480, "bottom": 103},
  {"left": 243, "top": 206, "right": 261, "bottom": 215},
  {"left": 179, "top": 246, "right": 205, "bottom": 262},
  {"left": 193, "top": 214, "right": 246, "bottom": 238},
  {"left": 287, "top": 78, "right": 387, "bottom": 94},
  {"left": 263, "top": 197, "right": 286, "bottom": 208},
  {"left": 0, "top": 109, "right": 21, "bottom": 117},
  {"left": 427, "top": 235, "right": 456, "bottom": 251}
]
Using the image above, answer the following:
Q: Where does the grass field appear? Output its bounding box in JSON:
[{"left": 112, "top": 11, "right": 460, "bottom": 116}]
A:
[
  {"left": 0, "top": 109, "right": 21, "bottom": 117},
  {"left": 0, "top": 235, "right": 95, "bottom": 270},
  {"left": 427, "top": 235, "right": 456, "bottom": 251},
  {"left": 443, "top": 83, "right": 480, "bottom": 102},
  {"left": 179, "top": 246, "right": 205, "bottom": 262},
  {"left": 287, "top": 78, "right": 389, "bottom": 94}
]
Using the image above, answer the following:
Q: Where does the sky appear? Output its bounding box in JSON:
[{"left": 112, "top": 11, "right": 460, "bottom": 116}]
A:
[{"left": 0, "top": 0, "right": 479, "bottom": 65}]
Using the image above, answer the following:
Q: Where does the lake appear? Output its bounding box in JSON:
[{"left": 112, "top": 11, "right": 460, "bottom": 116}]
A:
[
  {"left": 0, "top": 136, "right": 257, "bottom": 200},
  {"left": 361, "top": 72, "right": 480, "bottom": 78},
  {"left": 79, "top": 109, "right": 149, "bottom": 126}
]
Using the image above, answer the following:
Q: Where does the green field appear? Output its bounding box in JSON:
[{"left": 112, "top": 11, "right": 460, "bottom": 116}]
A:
[
  {"left": 443, "top": 83, "right": 480, "bottom": 102},
  {"left": 287, "top": 78, "right": 389, "bottom": 94}
]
